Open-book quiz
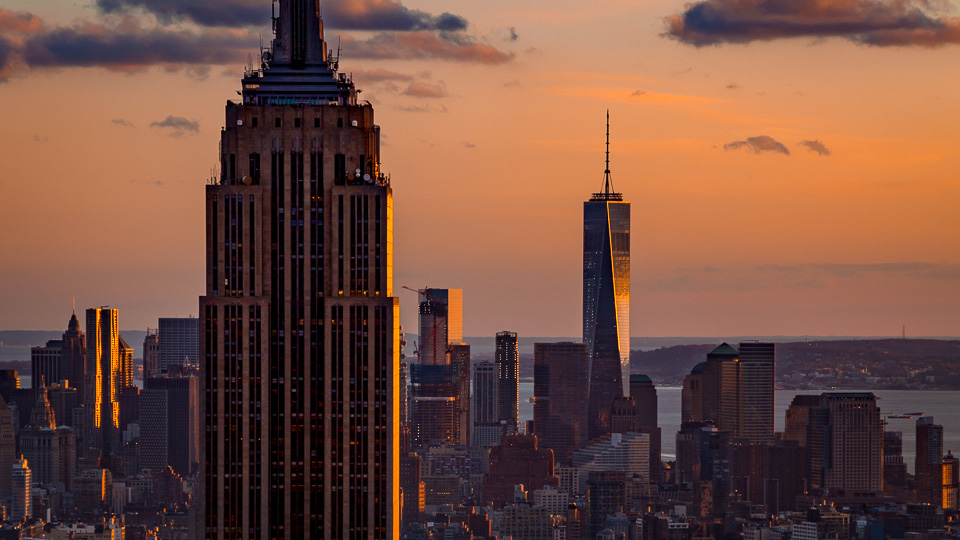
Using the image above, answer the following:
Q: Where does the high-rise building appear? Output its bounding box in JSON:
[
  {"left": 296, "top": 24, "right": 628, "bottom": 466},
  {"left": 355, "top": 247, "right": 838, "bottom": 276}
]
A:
[
  {"left": 118, "top": 335, "right": 134, "bottom": 391},
  {"left": 409, "top": 289, "right": 468, "bottom": 448},
  {"left": 61, "top": 312, "right": 86, "bottom": 403},
  {"left": 144, "top": 373, "right": 199, "bottom": 476},
  {"left": 482, "top": 434, "right": 557, "bottom": 508},
  {"left": 472, "top": 362, "right": 501, "bottom": 448},
  {"left": 583, "top": 114, "right": 629, "bottom": 440},
  {"left": 158, "top": 317, "right": 199, "bottom": 372},
  {"left": 916, "top": 417, "right": 944, "bottom": 506},
  {"left": 31, "top": 340, "right": 62, "bottom": 395},
  {"left": 884, "top": 431, "right": 908, "bottom": 492},
  {"left": 736, "top": 342, "right": 775, "bottom": 443},
  {"left": 85, "top": 307, "right": 120, "bottom": 460},
  {"left": 0, "top": 396, "right": 15, "bottom": 498},
  {"left": 681, "top": 362, "right": 705, "bottom": 423},
  {"left": 822, "top": 393, "right": 883, "bottom": 499},
  {"left": 11, "top": 455, "right": 31, "bottom": 521},
  {"left": 944, "top": 451, "right": 959, "bottom": 509},
  {"left": 200, "top": 1, "right": 398, "bottom": 537},
  {"left": 495, "top": 331, "right": 519, "bottom": 433},
  {"left": 630, "top": 374, "right": 662, "bottom": 483},
  {"left": 143, "top": 329, "right": 160, "bottom": 379},
  {"left": 532, "top": 342, "right": 589, "bottom": 464},
  {"left": 19, "top": 384, "right": 76, "bottom": 490}
]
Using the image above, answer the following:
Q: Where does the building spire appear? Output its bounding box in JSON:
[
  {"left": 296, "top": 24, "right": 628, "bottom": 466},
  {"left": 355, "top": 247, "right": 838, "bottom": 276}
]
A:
[
  {"left": 272, "top": 0, "right": 327, "bottom": 68},
  {"left": 591, "top": 110, "right": 623, "bottom": 202}
]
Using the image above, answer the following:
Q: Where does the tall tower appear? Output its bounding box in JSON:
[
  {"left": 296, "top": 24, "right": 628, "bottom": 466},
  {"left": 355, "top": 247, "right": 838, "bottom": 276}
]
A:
[
  {"left": 583, "top": 112, "right": 630, "bottom": 440},
  {"left": 200, "top": 1, "right": 399, "bottom": 538},
  {"left": 61, "top": 311, "right": 86, "bottom": 403},
  {"left": 85, "top": 307, "right": 120, "bottom": 460},
  {"left": 495, "top": 331, "right": 519, "bottom": 433},
  {"left": 917, "top": 417, "right": 945, "bottom": 506}
]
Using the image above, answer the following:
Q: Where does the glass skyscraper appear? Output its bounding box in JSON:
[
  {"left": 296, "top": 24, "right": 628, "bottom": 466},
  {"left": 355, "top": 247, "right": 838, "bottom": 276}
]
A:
[{"left": 583, "top": 114, "right": 630, "bottom": 439}]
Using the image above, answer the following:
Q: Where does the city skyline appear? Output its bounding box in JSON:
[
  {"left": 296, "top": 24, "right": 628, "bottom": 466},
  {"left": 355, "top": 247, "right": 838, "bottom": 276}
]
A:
[{"left": 1, "top": 0, "right": 959, "bottom": 338}]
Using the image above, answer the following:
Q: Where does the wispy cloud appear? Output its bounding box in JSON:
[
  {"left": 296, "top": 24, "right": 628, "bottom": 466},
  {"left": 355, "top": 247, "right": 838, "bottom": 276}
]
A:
[
  {"left": 664, "top": 0, "right": 960, "bottom": 47},
  {"left": 461, "top": 141, "right": 476, "bottom": 149},
  {"left": 401, "top": 80, "right": 447, "bottom": 98},
  {"left": 394, "top": 103, "right": 448, "bottom": 114},
  {"left": 799, "top": 139, "right": 831, "bottom": 156},
  {"left": 112, "top": 118, "right": 136, "bottom": 128},
  {"left": 342, "top": 31, "right": 513, "bottom": 64},
  {"left": 724, "top": 135, "right": 790, "bottom": 155},
  {"left": 150, "top": 115, "right": 199, "bottom": 137},
  {"left": 758, "top": 262, "right": 960, "bottom": 279}
]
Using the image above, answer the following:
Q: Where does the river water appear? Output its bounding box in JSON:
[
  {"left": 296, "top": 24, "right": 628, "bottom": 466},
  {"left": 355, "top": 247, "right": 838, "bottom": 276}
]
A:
[{"left": 518, "top": 383, "right": 960, "bottom": 470}]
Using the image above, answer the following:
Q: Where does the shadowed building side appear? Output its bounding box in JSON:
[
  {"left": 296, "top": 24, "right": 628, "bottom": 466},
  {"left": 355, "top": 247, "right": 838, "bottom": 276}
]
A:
[{"left": 200, "top": 0, "right": 399, "bottom": 538}]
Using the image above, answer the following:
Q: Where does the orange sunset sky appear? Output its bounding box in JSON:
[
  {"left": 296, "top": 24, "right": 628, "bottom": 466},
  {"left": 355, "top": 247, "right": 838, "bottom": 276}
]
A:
[{"left": 0, "top": 0, "right": 958, "bottom": 337}]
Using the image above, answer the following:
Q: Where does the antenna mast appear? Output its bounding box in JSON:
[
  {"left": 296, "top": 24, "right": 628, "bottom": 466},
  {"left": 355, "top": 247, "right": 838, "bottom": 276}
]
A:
[{"left": 591, "top": 109, "right": 622, "bottom": 201}]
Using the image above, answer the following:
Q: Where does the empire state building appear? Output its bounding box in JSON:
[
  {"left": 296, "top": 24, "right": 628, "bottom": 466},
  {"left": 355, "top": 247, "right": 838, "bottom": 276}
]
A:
[{"left": 200, "top": 1, "right": 399, "bottom": 538}]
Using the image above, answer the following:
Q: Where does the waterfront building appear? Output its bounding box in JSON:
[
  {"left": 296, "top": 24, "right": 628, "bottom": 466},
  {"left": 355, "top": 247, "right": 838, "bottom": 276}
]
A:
[
  {"left": 681, "top": 362, "right": 705, "bottom": 423},
  {"left": 944, "top": 451, "right": 959, "bottom": 509},
  {"left": 884, "top": 431, "right": 908, "bottom": 492},
  {"left": 822, "top": 393, "right": 883, "bottom": 499},
  {"left": 916, "top": 417, "right": 944, "bottom": 506},
  {"left": 11, "top": 456, "right": 31, "bottom": 520},
  {"left": 495, "top": 331, "right": 519, "bottom": 433},
  {"left": 199, "top": 0, "right": 399, "bottom": 536},
  {"left": 0, "top": 396, "right": 16, "bottom": 498},
  {"left": 583, "top": 114, "right": 630, "bottom": 440},
  {"left": 630, "top": 374, "right": 662, "bottom": 483}
]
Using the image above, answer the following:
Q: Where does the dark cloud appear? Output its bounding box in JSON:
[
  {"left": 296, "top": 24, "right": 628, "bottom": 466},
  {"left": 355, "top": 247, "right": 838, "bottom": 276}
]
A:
[
  {"left": 22, "top": 21, "right": 257, "bottom": 69},
  {"left": 150, "top": 115, "right": 199, "bottom": 137},
  {"left": 799, "top": 139, "right": 831, "bottom": 156},
  {"left": 461, "top": 142, "right": 476, "bottom": 149},
  {"left": 32, "top": 135, "right": 48, "bottom": 143},
  {"left": 401, "top": 80, "right": 447, "bottom": 98},
  {"left": 508, "top": 27, "right": 519, "bottom": 41},
  {"left": 665, "top": 0, "right": 960, "bottom": 47},
  {"left": 324, "top": 0, "right": 467, "bottom": 32},
  {"left": 96, "top": 0, "right": 267, "bottom": 28},
  {"left": 0, "top": 37, "right": 13, "bottom": 80},
  {"left": 342, "top": 31, "right": 513, "bottom": 64},
  {"left": 724, "top": 135, "right": 790, "bottom": 155},
  {"left": 630, "top": 89, "right": 647, "bottom": 96},
  {"left": 726, "top": 82, "right": 741, "bottom": 89},
  {"left": 185, "top": 65, "right": 211, "bottom": 81},
  {"left": 112, "top": 118, "right": 135, "bottom": 127}
]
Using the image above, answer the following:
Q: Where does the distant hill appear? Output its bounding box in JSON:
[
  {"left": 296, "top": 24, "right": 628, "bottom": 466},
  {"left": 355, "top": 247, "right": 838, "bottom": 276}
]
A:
[{"left": 631, "top": 338, "right": 960, "bottom": 389}]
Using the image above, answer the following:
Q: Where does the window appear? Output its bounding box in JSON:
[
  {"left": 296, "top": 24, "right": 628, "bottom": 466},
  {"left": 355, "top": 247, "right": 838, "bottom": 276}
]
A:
[
  {"left": 295, "top": 118, "right": 302, "bottom": 128},
  {"left": 337, "top": 118, "right": 343, "bottom": 128},
  {"left": 252, "top": 117, "right": 259, "bottom": 127},
  {"left": 275, "top": 117, "right": 282, "bottom": 128},
  {"left": 314, "top": 118, "right": 320, "bottom": 128}
]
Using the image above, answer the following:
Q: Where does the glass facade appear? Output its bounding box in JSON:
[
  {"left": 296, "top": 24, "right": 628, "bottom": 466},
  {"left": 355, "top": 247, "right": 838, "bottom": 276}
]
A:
[{"left": 583, "top": 199, "right": 630, "bottom": 439}]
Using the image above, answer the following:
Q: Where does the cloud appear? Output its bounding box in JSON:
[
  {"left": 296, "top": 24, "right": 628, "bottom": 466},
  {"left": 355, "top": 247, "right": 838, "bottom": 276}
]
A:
[
  {"left": 342, "top": 31, "right": 513, "bottom": 64},
  {"left": 0, "top": 8, "right": 44, "bottom": 34},
  {"left": 394, "top": 103, "right": 448, "bottom": 113},
  {"left": 758, "top": 262, "right": 960, "bottom": 279},
  {"left": 726, "top": 82, "right": 741, "bottom": 89},
  {"left": 508, "top": 27, "right": 519, "bottom": 41},
  {"left": 401, "top": 80, "right": 447, "bottom": 98},
  {"left": 96, "top": 0, "right": 267, "bottom": 28},
  {"left": 32, "top": 135, "right": 48, "bottom": 143},
  {"left": 461, "top": 141, "right": 476, "bottom": 149},
  {"left": 185, "top": 65, "right": 211, "bottom": 81},
  {"left": 150, "top": 115, "right": 199, "bottom": 137},
  {"left": 350, "top": 67, "right": 417, "bottom": 84},
  {"left": 323, "top": 0, "right": 467, "bottom": 32},
  {"left": 112, "top": 118, "right": 135, "bottom": 127},
  {"left": 0, "top": 37, "right": 13, "bottom": 81},
  {"left": 22, "top": 22, "right": 257, "bottom": 70},
  {"left": 630, "top": 89, "right": 647, "bottom": 96},
  {"left": 664, "top": 0, "right": 960, "bottom": 47},
  {"left": 724, "top": 135, "right": 790, "bottom": 155},
  {"left": 799, "top": 139, "right": 831, "bottom": 156}
]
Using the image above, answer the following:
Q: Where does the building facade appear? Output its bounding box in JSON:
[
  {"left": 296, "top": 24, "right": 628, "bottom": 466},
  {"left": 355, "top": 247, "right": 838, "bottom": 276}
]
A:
[
  {"left": 85, "top": 307, "right": 120, "bottom": 461},
  {"left": 200, "top": 2, "right": 399, "bottom": 537},
  {"left": 495, "top": 331, "right": 519, "bottom": 433},
  {"left": 158, "top": 317, "right": 200, "bottom": 372},
  {"left": 532, "top": 342, "right": 589, "bottom": 464}
]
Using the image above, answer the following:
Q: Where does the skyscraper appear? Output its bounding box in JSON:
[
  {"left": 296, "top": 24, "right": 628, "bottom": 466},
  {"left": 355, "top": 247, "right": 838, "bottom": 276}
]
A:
[
  {"left": 532, "top": 342, "right": 589, "bottom": 464},
  {"left": 737, "top": 342, "right": 775, "bottom": 443},
  {"left": 822, "top": 393, "right": 883, "bottom": 499},
  {"left": 11, "top": 455, "right": 31, "bottom": 521},
  {"left": 85, "top": 307, "right": 120, "bottom": 461},
  {"left": 158, "top": 317, "right": 200, "bottom": 372},
  {"left": 630, "top": 374, "right": 662, "bottom": 483},
  {"left": 31, "top": 340, "right": 61, "bottom": 395},
  {"left": 472, "top": 361, "right": 501, "bottom": 448},
  {"left": 200, "top": 1, "right": 398, "bottom": 537},
  {"left": 495, "top": 331, "right": 519, "bottom": 433},
  {"left": 61, "top": 312, "right": 86, "bottom": 403},
  {"left": 583, "top": 114, "right": 630, "bottom": 440},
  {"left": 917, "top": 417, "right": 944, "bottom": 506}
]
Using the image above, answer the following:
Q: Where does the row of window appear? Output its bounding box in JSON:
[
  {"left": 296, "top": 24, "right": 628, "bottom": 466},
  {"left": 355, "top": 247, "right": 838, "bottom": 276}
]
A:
[{"left": 245, "top": 117, "right": 354, "bottom": 128}]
